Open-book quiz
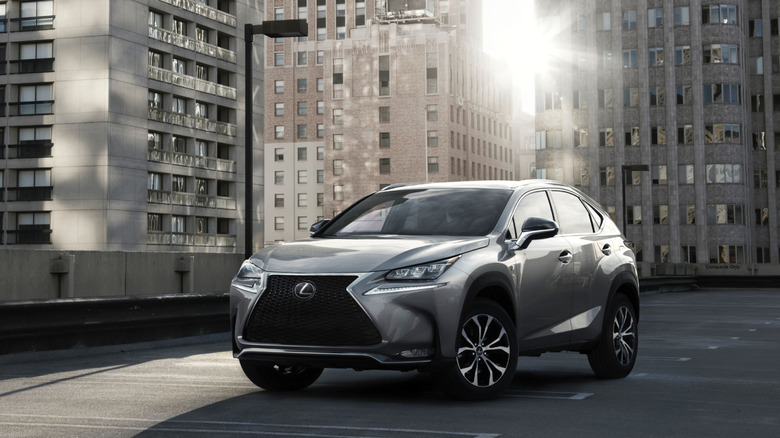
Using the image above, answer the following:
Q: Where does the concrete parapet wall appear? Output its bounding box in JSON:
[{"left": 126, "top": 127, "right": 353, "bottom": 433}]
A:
[{"left": 0, "top": 250, "right": 244, "bottom": 301}]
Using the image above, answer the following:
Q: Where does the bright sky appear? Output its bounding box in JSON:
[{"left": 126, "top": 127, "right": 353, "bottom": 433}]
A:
[{"left": 482, "top": 0, "right": 539, "bottom": 114}]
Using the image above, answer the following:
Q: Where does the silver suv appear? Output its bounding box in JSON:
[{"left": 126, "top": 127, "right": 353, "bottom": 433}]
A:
[{"left": 230, "top": 181, "right": 639, "bottom": 400}]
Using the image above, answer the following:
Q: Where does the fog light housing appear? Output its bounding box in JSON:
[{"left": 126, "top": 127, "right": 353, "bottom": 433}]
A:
[{"left": 396, "top": 348, "right": 435, "bottom": 359}]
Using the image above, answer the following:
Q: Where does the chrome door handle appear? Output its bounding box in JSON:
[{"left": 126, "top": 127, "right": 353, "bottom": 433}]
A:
[
  {"left": 602, "top": 244, "right": 612, "bottom": 256},
  {"left": 558, "top": 250, "right": 573, "bottom": 264}
]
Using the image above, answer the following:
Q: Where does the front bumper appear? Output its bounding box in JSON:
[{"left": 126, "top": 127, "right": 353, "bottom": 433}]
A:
[{"left": 230, "top": 269, "right": 470, "bottom": 370}]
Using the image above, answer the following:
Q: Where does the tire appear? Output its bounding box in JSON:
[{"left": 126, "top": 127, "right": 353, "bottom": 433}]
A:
[
  {"left": 434, "top": 299, "right": 518, "bottom": 401},
  {"left": 240, "top": 360, "right": 323, "bottom": 391},
  {"left": 587, "top": 293, "right": 638, "bottom": 378}
]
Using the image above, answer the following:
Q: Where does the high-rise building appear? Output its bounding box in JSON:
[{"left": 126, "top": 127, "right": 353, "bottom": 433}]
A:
[
  {"left": 534, "top": 0, "right": 777, "bottom": 267},
  {"left": 263, "top": 0, "right": 516, "bottom": 244},
  {"left": 0, "top": 0, "right": 262, "bottom": 254}
]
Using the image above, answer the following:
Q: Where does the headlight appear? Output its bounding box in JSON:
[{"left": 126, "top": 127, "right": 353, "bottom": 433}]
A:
[
  {"left": 233, "top": 260, "right": 265, "bottom": 293},
  {"left": 385, "top": 256, "right": 460, "bottom": 281},
  {"left": 236, "top": 260, "right": 264, "bottom": 279}
]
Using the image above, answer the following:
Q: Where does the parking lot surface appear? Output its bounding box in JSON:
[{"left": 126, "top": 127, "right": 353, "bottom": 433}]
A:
[{"left": 0, "top": 288, "right": 778, "bottom": 437}]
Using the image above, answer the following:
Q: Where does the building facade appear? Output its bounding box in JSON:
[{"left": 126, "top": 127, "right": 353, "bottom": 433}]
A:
[
  {"left": 0, "top": 0, "right": 265, "bottom": 254},
  {"left": 263, "top": 0, "right": 517, "bottom": 244},
  {"left": 534, "top": 0, "right": 778, "bottom": 266}
]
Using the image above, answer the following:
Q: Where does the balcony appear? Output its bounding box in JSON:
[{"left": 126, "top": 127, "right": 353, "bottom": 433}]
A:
[
  {"left": 8, "top": 101, "right": 54, "bottom": 116},
  {"left": 9, "top": 16, "right": 54, "bottom": 32},
  {"left": 148, "top": 189, "right": 236, "bottom": 210},
  {"left": 148, "top": 107, "right": 237, "bottom": 137},
  {"left": 148, "top": 149, "right": 237, "bottom": 173},
  {"left": 7, "top": 186, "right": 53, "bottom": 201},
  {"left": 9, "top": 58, "right": 55, "bottom": 74},
  {"left": 148, "top": 231, "right": 236, "bottom": 247},
  {"left": 148, "top": 66, "right": 236, "bottom": 100},
  {"left": 7, "top": 228, "right": 52, "bottom": 244},
  {"left": 158, "top": 0, "right": 237, "bottom": 27},
  {"left": 9, "top": 142, "right": 53, "bottom": 159},
  {"left": 148, "top": 26, "right": 236, "bottom": 64}
]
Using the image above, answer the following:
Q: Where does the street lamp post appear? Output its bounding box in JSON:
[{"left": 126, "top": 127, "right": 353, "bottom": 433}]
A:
[
  {"left": 621, "top": 164, "right": 649, "bottom": 235},
  {"left": 244, "top": 19, "right": 307, "bottom": 259}
]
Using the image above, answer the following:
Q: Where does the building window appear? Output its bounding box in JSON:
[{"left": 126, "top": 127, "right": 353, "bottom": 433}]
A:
[
  {"left": 622, "top": 10, "right": 637, "bottom": 29},
  {"left": 599, "top": 89, "right": 613, "bottom": 108},
  {"left": 655, "top": 245, "right": 670, "bottom": 262},
  {"left": 597, "top": 12, "right": 611, "bottom": 31},
  {"left": 18, "top": 84, "right": 52, "bottom": 115},
  {"left": 317, "top": 193, "right": 324, "bottom": 206},
  {"left": 297, "top": 124, "right": 307, "bottom": 138},
  {"left": 426, "top": 104, "right": 438, "bottom": 121},
  {"left": 297, "top": 78, "right": 307, "bottom": 92},
  {"left": 16, "top": 212, "right": 51, "bottom": 244},
  {"left": 599, "top": 128, "right": 614, "bottom": 147},
  {"left": 756, "top": 208, "right": 769, "bottom": 226},
  {"left": 652, "top": 165, "right": 667, "bottom": 184},
  {"left": 379, "top": 158, "right": 390, "bottom": 175},
  {"left": 428, "top": 156, "right": 439, "bottom": 173},
  {"left": 651, "top": 127, "right": 666, "bottom": 145},
  {"left": 148, "top": 213, "right": 163, "bottom": 232},
  {"left": 379, "top": 55, "right": 390, "bottom": 96},
  {"left": 675, "top": 46, "right": 691, "bottom": 65},
  {"left": 333, "top": 159, "right": 343, "bottom": 176},
  {"left": 427, "top": 130, "right": 438, "bottom": 147},
  {"left": 274, "top": 52, "right": 284, "bottom": 66},
  {"left": 274, "top": 217, "right": 284, "bottom": 230},
  {"left": 333, "top": 58, "right": 344, "bottom": 98},
  {"left": 709, "top": 245, "right": 744, "bottom": 264},
  {"left": 648, "top": 48, "right": 663, "bottom": 67},
  {"left": 600, "top": 167, "right": 615, "bottom": 185},
  {"left": 426, "top": 52, "right": 438, "bottom": 94},
  {"left": 754, "top": 170, "right": 769, "bottom": 188},
  {"left": 172, "top": 17, "right": 188, "bottom": 35},
  {"left": 316, "top": 146, "right": 324, "bottom": 160},
  {"left": 317, "top": 123, "right": 324, "bottom": 138},
  {"left": 171, "top": 175, "right": 186, "bottom": 192},
  {"left": 298, "top": 193, "right": 308, "bottom": 207},
  {"left": 333, "top": 185, "right": 343, "bottom": 201},
  {"left": 702, "top": 4, "right": 737, "bottom": 25},
  {"left": 274, "top": 171, "right": 284, "bottom": 184},
  {"left": 707, "top": 204, "right": 744, "bottom": 225},
  {"left": 274, "top": 148, "right": 284, "bottom": 161},
  {"left": 678, "top": 165, "right": 695, "bottom": 184},
  {"left": 674, "top": 7, "right": 690, "bottom": 26},
  {"left": 275, "top": 102, "right": 284, "bottom": 116},
  {"left": 703, "top": 44, "right": 739, "bottom": 64},
  {"left": 297, "top": 101, "right": 307, "bottom": 116},
  {"left": 704, "top": 123, "right": 740, "bottom": 144},
  {"left": 333, "top": 108, "right": 343, "bottom": 125},
  {"left": 623, "top": 87, "right": 639, "bottom": 107},
  {"left": 297, "top": 147, "right": 307, "bottom": 161},
  {"left": 298, "top": 170, "right": 308, "bottom": 184},
  {"left": 379, "top": 132, "right": 390, "bottom": 148},
  {"left": 757, "top": 247, "right": 770, "bottom": 263},
  {"left": 626, "top": 206, "right": 642, "bottom": 224},
  {"left": 275, "top": 80, "right": 284, "bottom": 93},
  {"left": 274, "top": 126, "right": 284, "bottom": 139},
  {"left": 148, "top": 10, "right": 163, "bottom": 28},
  {"left": 705, "top": 164, "right": 743, "bottom": 184},
  {"left": 333, "top": 134, "right": 343, "bottom": 150},
  {"left": 752, "top": 95, "right": 764, "bottom": 113},
  {"left": 274, "top": 194, "right": 284, "bottom": 207},
  {"left": 648, "top": 8, "right": 663, "bottom": 28},
  {"left": 749, "top": 19, "right": 762, "bottom": 37},
  {"left": 379, "top": 106, "right": 390, "bottom": 123},
  {"left": 20, "top": 1, "right": 54, "bottom": 31},
  {"left": 676, "top": 85, "right": 693, "bottom": 104},
  {"left": 171, "top": 96, "right": 186, "bottom": 114},
  {"left": 298, "top": 216, "right": 308, "bottom": 230},
  {"left": 316, "top": 78, "right": 324, "bottom": 92},
  {"left": 649, "top": 86, "right": 664, "bottom": 106},
  {"left": 317, "top": 170, "right": 324, "bottom": 183},
  {"left": 195, "top": 101, "right": 208, "bottom": 118},
  {"left": 623, "top": 49, "right": 637, "bottom": 68}
]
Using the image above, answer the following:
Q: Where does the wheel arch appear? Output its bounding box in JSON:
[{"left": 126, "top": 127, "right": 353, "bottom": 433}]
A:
[
  {"left": 463, "top": 271, "right": 517, "bottom": 326},
  {"left": 608, "top": 270, "right": 640, "bottom": 318}
]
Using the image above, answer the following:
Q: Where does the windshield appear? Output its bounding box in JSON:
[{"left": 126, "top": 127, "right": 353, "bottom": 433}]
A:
[{"left": 319, "top": 188, "right": 512, "bottom": 237}]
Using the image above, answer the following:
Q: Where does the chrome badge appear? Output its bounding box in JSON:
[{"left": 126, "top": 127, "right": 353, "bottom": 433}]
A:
[{"left": 293, "top": 281, "right": 317, "bottom": 300}]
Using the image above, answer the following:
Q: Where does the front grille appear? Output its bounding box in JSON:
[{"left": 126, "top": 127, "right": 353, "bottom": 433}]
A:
[{"left": 244, "top": 275, "right": 383, "bottom": 346}]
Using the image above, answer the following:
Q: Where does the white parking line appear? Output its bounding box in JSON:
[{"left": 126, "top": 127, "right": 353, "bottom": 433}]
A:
[{"left": 503, "top": 390, "right": 593, "bottom": 400}]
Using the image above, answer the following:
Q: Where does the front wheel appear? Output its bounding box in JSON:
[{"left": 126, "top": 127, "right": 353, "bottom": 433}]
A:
[
  {"left": 434, "top": 299, "right": 518, "bottom": 400},
  {"left": 587, "top": 293, "right": 638, "bottom": 378},
  {"left": 240, "top": 360, "right": 323, "bottom": 391}
]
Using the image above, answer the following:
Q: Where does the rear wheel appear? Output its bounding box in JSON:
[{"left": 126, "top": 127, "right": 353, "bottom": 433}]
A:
[
  {"left": 587, "top": 293, "right": 638, "bottom": 378},
  {"left": 240, "top": 360, "right": 323, "bottom": 391},
  {"left": 434, "top": 299, "right": 518, "bottom": 400}
]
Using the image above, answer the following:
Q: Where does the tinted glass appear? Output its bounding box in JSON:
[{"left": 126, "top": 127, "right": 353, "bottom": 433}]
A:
[
  {"left": 320, "top": 188, "right": 512, "bottom": 237},
  {"left": 550, "top": 191, "right": 594, "bottom": 234},
  {"left": 510, "top": 191, "right": 555, "bottom": 238}
]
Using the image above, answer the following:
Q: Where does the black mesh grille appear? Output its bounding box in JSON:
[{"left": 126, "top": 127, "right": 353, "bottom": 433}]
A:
[{"left": 244, "top": 275, "right": 382, "bottom": 346}]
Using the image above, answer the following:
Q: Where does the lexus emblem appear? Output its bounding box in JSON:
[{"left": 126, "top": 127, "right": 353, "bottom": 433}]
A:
[{"left": 293, "top": 281, "right": 317, "bottom": 300}]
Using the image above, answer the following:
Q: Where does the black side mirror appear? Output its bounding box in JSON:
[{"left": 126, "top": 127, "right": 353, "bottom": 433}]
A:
[
  {"left": 511, "top": 217, "right": 559, "bottom": 250},
  {"left": 309, "top": 219, "right": 330, "bottom": 236}
]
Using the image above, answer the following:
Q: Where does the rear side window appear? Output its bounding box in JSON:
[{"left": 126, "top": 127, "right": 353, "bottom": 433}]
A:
[
  {"left": 550, "top": 191, "right": 594, "bottom": 234},
  {"left": 583, "top": 201, "right": 604, "bottom": 231},
  {"left": 510, "top": 191, "right": 555, "bottom": 238}
]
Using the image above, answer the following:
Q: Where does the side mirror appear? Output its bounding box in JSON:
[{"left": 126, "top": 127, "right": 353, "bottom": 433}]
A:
[
  {"left": 510, "top": 217, "right": 559, "bottom": 251},
  {"left": 309, "top": 219, "right": 330, "bottom": 236}
]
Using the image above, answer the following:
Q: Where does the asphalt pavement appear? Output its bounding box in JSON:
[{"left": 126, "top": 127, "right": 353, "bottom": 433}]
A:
[{"left": 0, "top": 288, "right": 778, "bottom": 437}]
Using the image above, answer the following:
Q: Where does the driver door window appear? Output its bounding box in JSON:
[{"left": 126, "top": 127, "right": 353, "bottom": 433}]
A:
[{"left": 509, "top": 191, "right": 555, "bottom": 238}]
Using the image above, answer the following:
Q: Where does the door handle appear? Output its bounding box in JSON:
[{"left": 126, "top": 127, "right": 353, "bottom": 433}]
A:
[
  {"left": 558, "top": 250, "right": 572, "bottom": 264},
  {"left": 602, "top": 244, "right": 612, "bottom": 256}
]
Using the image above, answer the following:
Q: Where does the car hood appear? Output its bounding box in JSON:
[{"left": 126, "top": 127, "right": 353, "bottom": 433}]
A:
[{"left": 250, "top": 236, "right": 490, "bottom": 273}]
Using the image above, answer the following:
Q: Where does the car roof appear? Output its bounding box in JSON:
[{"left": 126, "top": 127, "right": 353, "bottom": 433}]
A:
[{"left": 380, "top": 179, "right": 570, "bottom": 193}]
